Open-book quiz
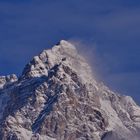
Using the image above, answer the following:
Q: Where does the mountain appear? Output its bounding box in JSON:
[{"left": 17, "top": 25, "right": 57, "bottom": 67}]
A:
[{"left": 0, "top": 40, "right": 140, "bottom": 140}]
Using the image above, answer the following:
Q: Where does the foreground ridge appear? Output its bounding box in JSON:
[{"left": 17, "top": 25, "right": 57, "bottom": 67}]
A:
[{"left": 0, "top": 40, "right": 140, "bottom": 140}]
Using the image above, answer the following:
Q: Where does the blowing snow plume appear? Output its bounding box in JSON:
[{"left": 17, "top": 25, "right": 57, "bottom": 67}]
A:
[{"left": 68, "top": 39, "right": 101, "bottom": 81}]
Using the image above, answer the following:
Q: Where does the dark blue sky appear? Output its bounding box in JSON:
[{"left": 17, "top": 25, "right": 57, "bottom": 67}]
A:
[{"left": 0, "top": 0, "right": 140, "bottom": 103}]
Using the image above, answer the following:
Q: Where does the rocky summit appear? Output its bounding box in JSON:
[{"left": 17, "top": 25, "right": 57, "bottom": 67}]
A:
[{"left": 0, "top": 40, "right": 140, "bottom": 140}]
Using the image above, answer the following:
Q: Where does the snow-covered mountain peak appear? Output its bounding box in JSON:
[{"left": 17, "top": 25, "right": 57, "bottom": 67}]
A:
[
  {"left": 53, "top": 40, "right": 77, "bottom": 52},
  {"left": 21, "top": 40, "right": 95, "bottom": 85},
  {"left": 0, "top": 41, "right": 140, "bottom": 140}
]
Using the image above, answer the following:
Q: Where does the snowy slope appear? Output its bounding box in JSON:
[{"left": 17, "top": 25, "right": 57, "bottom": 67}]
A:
[{"left": 0, "top": 40, "right": 140, "bottom": 140}]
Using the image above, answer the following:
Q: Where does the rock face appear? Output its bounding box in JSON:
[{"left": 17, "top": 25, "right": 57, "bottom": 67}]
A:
[
  {"left": 0, "top": 40, "right": 140, "bottom": 140},
  {"left": 0, "top": 74, "right": 17, "bottom": 89}
]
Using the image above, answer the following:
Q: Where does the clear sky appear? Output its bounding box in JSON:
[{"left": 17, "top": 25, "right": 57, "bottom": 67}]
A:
[{"left": 0, "top": 0, "right": 140, "bottom": 103}]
